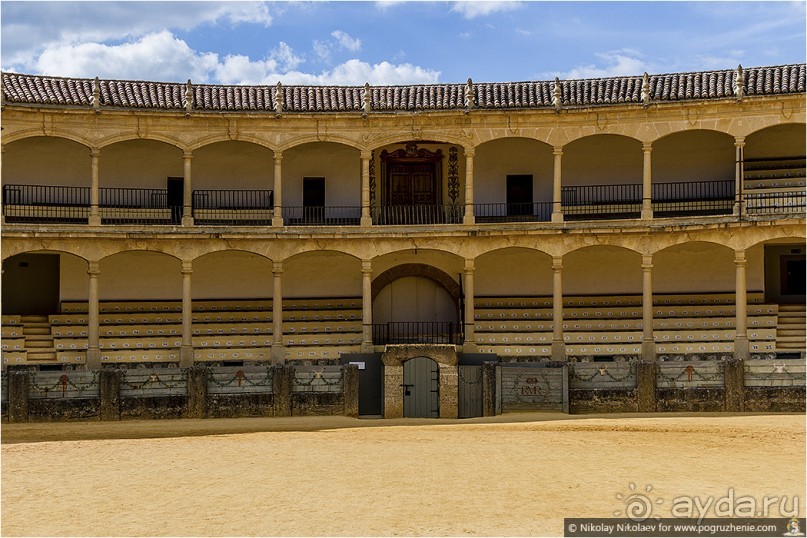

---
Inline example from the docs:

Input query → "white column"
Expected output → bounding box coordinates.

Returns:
[641,143,653,220]
[272,261,285,363]
[735,250,750,360]
[89,148,101,226]
[180,261,194,367]
[182,150,194,226]
[360,151,373,226]
[734,137,745,217]
[272,151,284,227]
[551,147,564,223]
[463,259,476,350]
[86,262,101,369]
[463,147,476,224]
[551,256,565,360]
[641,254,656,360]
[361,260,373,351]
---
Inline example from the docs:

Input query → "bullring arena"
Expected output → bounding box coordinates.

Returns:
[1,64,806,535]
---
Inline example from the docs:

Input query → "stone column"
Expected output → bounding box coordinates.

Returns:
[641,254,656,361]
[182,150,194,226]
[272,364,293,416]
[272,151,284,227]
[636,361,657,412]
[361,260,373,352]
[8,370,30,423]
[185,365,207,418]
[724,359,745,412]
[734,137,745,216]
[272,261,285,364]
[343,364,360,417]
[87,262,101,369]
[438,363,459,419]
[463,258,476,350]
[89,148,101,226]
[463,147,476,224]
[360,150,373,226]
[180,261,194,368]
[482,362,497,416]
[735,250,750,360]
[641,143,653,220]
[99,368,121,421]
[383,365,404,418]
[551,147,564,223]
[551,256,565,360]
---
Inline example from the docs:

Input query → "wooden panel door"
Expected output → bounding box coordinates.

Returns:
[403,357,440,418]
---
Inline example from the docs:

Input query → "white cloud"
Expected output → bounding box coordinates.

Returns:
[331,30,361,52]
[18,30,439,86]
[313,40,332,63]
[451,1,522,19]
[546,50,654,80]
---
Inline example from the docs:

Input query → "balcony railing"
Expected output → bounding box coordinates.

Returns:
[283,206,361,226]
[193,190,274,225]
[372,321,462,345]
[2,184,90,223]
[372,205,463,225]
[474,202,553,223]
[652,179,734,217]
[562,183,642,220]
[99,188,174,224]
[745,191,806,215]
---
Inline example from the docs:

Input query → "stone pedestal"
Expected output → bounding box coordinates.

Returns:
[8,370,30,423]
[637,361,657,412]
[438,364,459,419]
[482,362,497,416]
[343,364,359,417]
[272,365,293,417]
[186,366,208,419]
[383,365,404,418]
[724,359,745,412]
[99,368,121,421]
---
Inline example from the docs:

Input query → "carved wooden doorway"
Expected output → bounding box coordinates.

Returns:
[380,143,443,208]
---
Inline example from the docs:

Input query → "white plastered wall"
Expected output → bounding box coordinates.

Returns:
[282,142,360,207]
[475,248,553,296]
[59,254,90,301]
[97,252,182,300]
[562,134,642,186]
[3,137,90,187]
[654,242,764,294]
[373,277,458,324]
[474,138,553,205]
[192,251,273,299]
[100,140,183,189]
[745,123,806,158]
[652,130,734,183]
[282,251,361,298]
[563,247,643,296]
[192,141,274,190]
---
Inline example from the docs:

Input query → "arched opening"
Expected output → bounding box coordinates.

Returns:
[99,251,182,301]
[403,356,440,418]
[192,250,273,300]
[744,124,806,217]
[2,251,87,315]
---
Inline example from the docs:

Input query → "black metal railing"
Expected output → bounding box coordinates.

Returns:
[2,184,90,223]
[745,191,806,215]
[561,183,642,220]
[474,202,553,223]
[372,205,463,225]
[283,206,361,226]
[652,179,734,217]
[193,189,274,225]
[99,188,173,224]
[372,322,462,345]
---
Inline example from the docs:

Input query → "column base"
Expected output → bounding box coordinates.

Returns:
[271,344,286,365]
[641,339,656,361]
[733,203,741,217]
[551,212,564,223]
[462,342,478,353]
[361,342,374,353]
[181,215,195,227]
[180,345,194,368]
[641,208,653,220]
[463,214,475,225]
[88,215,102,226]
[551,340,566,361]
[360,216,373,227]
[86,347,102,370]
[272,216,284,227]
[734,337,750,361]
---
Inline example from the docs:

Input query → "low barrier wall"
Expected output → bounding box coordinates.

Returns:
[3,364,359,422]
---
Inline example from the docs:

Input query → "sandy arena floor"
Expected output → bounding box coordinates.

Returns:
[2,412,805,537]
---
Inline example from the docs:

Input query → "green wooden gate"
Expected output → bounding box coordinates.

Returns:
[403,357,439,418]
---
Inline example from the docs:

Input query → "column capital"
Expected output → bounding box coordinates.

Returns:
[273,150,283,161]
[273,261,284,274]
[464,147,476,158]
[642,142,653,153]
[553,146,563,156]
[464,258,475,272]
[181,261,193,274]
[734,136,746,147]
[361,260,372,274]
[552,256,563,270]
[360,150,373,160]
[90,148,101,158]
[87,262,101,275]
[734,250,747,265]
[183,149,193,159]
[642,254,653,269]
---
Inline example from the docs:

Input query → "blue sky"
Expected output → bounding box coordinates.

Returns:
[2,1,805,85]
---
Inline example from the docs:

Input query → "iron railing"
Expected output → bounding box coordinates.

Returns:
[99,188,174,224]
[283,206,362,226]
[372,205,463,225]
[193,190,274,225]
[562,183,642,220]
[652,179,734,217]
[2,184,90,223]
[745,191,806,215]
[372,322,462,345]
[474,202,553,223]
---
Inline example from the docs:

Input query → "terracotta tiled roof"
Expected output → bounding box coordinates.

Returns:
[2,64,804,113]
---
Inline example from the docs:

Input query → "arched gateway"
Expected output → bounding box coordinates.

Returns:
[381,345,459,419]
